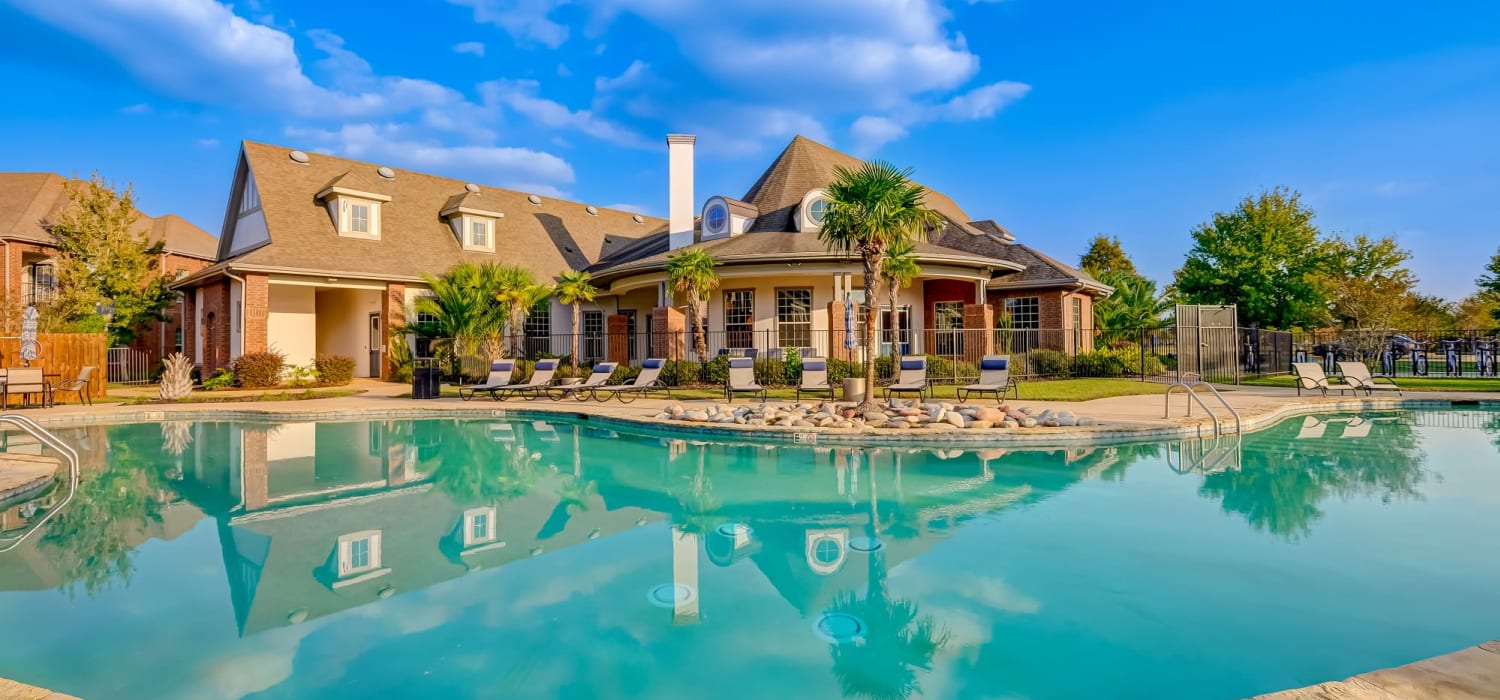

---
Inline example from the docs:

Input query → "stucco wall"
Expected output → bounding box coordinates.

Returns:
[315,288,383,377]
[268,284,316,369]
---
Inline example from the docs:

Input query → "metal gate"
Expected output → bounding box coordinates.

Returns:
[1175,304,1239,384]
[107,347,156,385]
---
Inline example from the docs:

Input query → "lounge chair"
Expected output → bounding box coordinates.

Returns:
[2,368,49,409]
[725,357,765,403]
[1291,362,1353,397]
[546,362,618,400]
[796,357,834,401]
[1337,361,1402,396]
[492,359,560,401]
[883,356,928,402]
[591,358,670,403]
[1340,416,1372,438]
[50,366,96,406]
[958,355,1017,404]
[488,423,515,442]
[532,420,560,442]
[458,360,516,401]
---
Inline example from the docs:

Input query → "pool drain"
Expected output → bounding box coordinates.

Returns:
[716,522,754,538]
[848,537,884,553]
[814,613,867,644]
[647,583,698,608]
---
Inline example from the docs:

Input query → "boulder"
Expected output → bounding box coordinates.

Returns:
[1055,415,1078,427]
[1020,417,1038,428]
[1042,418,1060,428]
[1000,419,1019,429]
[1079,416,1098,426]
[974,407,1005,423]
[775,418,795,427]
[969,420,994,430]
[862,411,888,423]
[685,410,710,422]
[943,412,967,429]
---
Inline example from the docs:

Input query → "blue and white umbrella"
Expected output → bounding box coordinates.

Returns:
[20,305,40,365]
[844,295,857,350]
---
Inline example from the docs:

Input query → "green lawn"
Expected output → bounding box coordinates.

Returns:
[1242,375,1500,393]
[419,378,1167,403]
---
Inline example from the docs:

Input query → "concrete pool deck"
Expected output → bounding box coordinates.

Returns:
[1253,640,1500,699]
[14,380,1500,445]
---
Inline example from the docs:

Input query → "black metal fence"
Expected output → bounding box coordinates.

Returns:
[1291,329,1500,378]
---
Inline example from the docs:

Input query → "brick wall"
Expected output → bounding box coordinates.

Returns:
[200,280,233,376]
[242,272,269,355]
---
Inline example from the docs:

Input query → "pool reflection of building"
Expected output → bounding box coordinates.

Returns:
[158,419,1133,638]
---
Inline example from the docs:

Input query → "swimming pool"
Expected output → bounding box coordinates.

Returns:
[0,409,1497,699]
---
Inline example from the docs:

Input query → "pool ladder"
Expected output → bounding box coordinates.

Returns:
[1164,381,1243,438]
[0,414,81,554]
[1166,433,1242,475]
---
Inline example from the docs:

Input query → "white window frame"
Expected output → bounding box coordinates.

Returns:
[462,507,498,547]
[336,530,384,578]
[462,215,495,252]
[336,197,381,240]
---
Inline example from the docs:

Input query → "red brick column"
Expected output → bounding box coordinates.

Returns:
[606,314,631,365]
[242,272,269,354]
[651,307,686,360]
[202,281,233,376]
[242,428,269,511]
[963,303,994,356]
[382,283,406,379]
[182,289,197,366]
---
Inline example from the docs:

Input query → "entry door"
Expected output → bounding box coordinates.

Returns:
[368,313,382,377]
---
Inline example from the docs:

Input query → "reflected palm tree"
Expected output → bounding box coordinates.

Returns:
[1199,415,1427,539]
[826,451,948,700]
[432,424,541,505]
[670,443,720,535]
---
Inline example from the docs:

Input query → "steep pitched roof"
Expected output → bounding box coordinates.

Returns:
[740,136,977,234]
[930,224,1109,292]
[206,141,667,282]
[0,173,217,260]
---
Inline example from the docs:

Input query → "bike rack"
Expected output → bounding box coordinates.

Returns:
[0,414,81,554]
[1164,381,1243,438]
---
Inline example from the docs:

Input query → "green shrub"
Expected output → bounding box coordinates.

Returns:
[233,350,286,388]
[1072,351,1128,377]
[754,358,788,386]
[285,363,318,387]
[827,358,861,383]
[203,368,235,391]
[609,364,642,385]
[554,364,584,381]
[1029,349,1070,378]
[315,354,356,385]
[783,347,803,386]
[701,356,731,385]
[874,355,894,380]
[659,359,701,386]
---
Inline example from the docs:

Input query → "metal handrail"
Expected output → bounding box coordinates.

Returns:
[0,414,80,554]
[1164,381,1244,437]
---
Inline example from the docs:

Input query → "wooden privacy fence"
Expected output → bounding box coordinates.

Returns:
[0,333,108,400]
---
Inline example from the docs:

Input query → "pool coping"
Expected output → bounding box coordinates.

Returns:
[16,396,1499,447]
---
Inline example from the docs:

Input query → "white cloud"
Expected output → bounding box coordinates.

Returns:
[852,80,1030,153]
[684,105,830,157]
[594,59,651,93]
[850,116,909,155]
[448,0,570,48]
[195,138,221,148]
[286,123,575,185]
[453,40,486,56]
[121,102,153,114]
[481,79,653,149]
[602,202,646,214]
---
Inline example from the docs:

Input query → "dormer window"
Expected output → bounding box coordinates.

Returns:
[795,188,831,232]
[317,184,390,241]
[705,205,727,234]
[469,218,490,249]
[346,201,372,235]
[808,198,830,224]
[441,198,504,253]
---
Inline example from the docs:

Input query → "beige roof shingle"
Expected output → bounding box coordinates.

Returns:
[0,173,217,260]
[218,142,666,282]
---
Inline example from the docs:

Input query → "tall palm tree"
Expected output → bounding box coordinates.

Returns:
[415,262,506,377]
[554,270,598,372]
[1094,270,1173,345]
[880,241,921,348]
[493,265,554,359]
[664,249,721,360]
[819,162,944,410]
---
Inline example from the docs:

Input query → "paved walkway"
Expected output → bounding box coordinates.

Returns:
[0,454,58,503]
[1253,640,1500,699]
[22,380,1499,444]
[0,677,77,700]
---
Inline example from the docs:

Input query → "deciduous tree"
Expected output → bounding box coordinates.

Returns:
[1478,247,1500,323]
[1317,234,1415,330]
[1079,234,1136,278]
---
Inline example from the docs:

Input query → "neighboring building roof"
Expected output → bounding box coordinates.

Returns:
[0,172,218,260]
[191,142,667,285]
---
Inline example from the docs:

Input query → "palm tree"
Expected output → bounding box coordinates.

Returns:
[554,270,598,372]
[493,265,554,359]
[415,262,506,378]
[880,241,921,349]
[1094,270,1173,345]
[664,249,721,360]
[819,162,944,410]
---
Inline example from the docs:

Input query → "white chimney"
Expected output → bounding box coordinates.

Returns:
[667,134,695,250]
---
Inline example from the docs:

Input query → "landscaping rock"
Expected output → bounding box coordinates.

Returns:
[943,412,967,429]
[974,407,1005,423]
[969,420,994,430]
[1079,416,1098,426]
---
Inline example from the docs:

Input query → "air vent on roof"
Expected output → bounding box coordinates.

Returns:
[632,215,644,224]
[527,194,542,205]
[465,183,480,193]
[376,166,395,179]
[288,150,310,164]
[585,206,598,216]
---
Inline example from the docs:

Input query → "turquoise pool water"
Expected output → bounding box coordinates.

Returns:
[1,409,1498,699]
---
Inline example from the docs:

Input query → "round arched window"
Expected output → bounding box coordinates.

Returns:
[808,198,830,224]
[706,205,727,233]
[812,537,841,566]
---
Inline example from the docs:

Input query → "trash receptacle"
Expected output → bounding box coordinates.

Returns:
[412,360,440,399]
[842,377,866,403]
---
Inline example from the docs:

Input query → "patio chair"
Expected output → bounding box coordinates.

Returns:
[591,358,670,403]
[725,357,766,403]
[883,356,928,402]
[492,359,560,401]
[1340,416,1373,438]
[532,420,560,442]
[2,368,49,409]
[795,357,834,401]
[1291,362,1353,397]
[458,360,516,401]
[546,362,618,400]
[50,366,96,406]
[1336,361,1402,396]
[1295,415,1327,439]
[957,355,1016,404]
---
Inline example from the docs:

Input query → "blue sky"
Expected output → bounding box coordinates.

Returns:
[1,0,1496,300]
